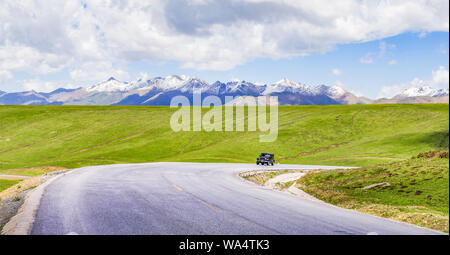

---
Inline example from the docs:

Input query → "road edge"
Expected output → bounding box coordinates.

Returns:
[1,172,68,235]
[237,169,325,204]
[237,168,447,235]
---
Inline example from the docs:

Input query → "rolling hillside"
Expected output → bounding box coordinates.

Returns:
[0,104,448,171]
[0,104,449,169]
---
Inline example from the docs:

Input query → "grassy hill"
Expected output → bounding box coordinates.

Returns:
[0,104,448,171]
[298,152,449,232]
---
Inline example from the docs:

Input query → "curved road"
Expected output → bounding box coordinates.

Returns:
[31,163,442,235]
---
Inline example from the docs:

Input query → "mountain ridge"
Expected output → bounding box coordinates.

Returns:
[0,75,448,105]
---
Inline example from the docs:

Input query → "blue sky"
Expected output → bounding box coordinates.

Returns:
[0,1,448,99]
[123,32,449,98]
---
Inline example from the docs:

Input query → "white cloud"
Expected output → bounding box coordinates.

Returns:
[335,80,344,87]
[418,31,428,38]
[361,41,396,64]
[360,53,374,64]
[0,0,448,75]
[388,59,397,65]
[438,43,449,54]
[334,80,364,97]
[378,84,407,99]
[69,62,130,82]
[0,70,13,83]
[431,66,450,88]
[349,89,364,97]
[378,66,449,98]
[332,68,342,75]
[22,79,78,93]
[378,41,396,57]
[137,72,150,81]
[0,44,69,74]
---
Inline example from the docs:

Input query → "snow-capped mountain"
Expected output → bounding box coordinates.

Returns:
[122,76,369,105]
[0,75,371,105]
[396,86,449,98]
[262,78,314,95]
[374,85,449,104]
[2,75,446,106]
[0,90,61,105]
[85,77,130,92]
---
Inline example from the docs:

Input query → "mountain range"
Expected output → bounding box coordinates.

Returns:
[0,75,448,105]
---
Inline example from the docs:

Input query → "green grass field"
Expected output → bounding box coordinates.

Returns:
[0,179,21,192]
[298,153,449,232]
[0,104,448,171]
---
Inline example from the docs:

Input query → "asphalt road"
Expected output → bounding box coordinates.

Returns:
[31,162,442,235]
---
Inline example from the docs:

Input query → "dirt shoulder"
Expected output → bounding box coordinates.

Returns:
[0,189,30,232]
[240,169,321,202]
[240,169,307,186]
[0,169,71,235]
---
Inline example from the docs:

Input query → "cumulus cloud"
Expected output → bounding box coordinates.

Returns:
[22,79,79,92]
[0,70,13,83]
[418,31,428,38]
[360,41,396,64]
[69,61,130,82]
[0,44,69,74]
[388,59,397,65]
[378,41,396,58]
[438,43,449,54]
[0,0,448,92]
[431,66,450,87]
[360,53,374,64]
[332,68,342,75]
[136,72,150,81]
[378,66,449,98]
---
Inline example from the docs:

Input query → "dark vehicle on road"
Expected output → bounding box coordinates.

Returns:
[256,153,275,165]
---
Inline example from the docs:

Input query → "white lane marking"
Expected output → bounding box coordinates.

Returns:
[66,232,79,235]
[367,232,378,235]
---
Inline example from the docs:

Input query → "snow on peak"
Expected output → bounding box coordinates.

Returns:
[226,80,248,92]
[81,75,355,100]
[178,77,210,92]
[275,78,300,87]
[263,79,311,95]
[86,77,128,92]
[154,75,191,90]
[84,75,211,93]
[325,85,346,97]
[125,78,152,91]
[399,86,449,97]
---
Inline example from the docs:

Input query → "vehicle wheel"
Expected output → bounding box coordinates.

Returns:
[256,162,259,165]
[271,162,274,166]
